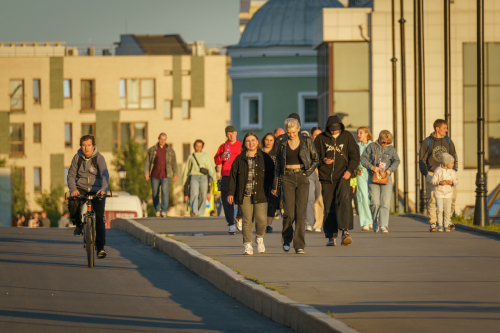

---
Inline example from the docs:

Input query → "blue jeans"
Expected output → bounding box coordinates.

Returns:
[190,175,208,216]
[151,177,170,213]
[368,178,393,227]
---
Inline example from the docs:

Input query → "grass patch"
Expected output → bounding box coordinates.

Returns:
[212,258,218,261]
[452,216,500,232]
[326,311,335,318]
[176,239,185,243]
[234,269,242,275]
[243,275,285,295]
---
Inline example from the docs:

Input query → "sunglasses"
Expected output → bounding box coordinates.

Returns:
[380,141,388,145]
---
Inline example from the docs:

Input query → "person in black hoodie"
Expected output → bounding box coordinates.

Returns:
[272,113,319,254]
[314,115,360,246]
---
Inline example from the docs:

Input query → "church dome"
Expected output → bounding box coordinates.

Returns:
[236,0,344,48]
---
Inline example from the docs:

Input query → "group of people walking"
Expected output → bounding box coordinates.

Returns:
[144,116,459,256]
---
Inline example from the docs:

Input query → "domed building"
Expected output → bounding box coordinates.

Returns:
[228,0,344,137]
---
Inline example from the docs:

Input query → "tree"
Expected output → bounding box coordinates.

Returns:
[35,185,64,227]
[11,167,28,218]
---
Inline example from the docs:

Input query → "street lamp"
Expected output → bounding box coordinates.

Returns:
[118,165,127,191]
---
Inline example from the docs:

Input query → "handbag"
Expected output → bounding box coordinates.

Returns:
[371,144,389,185]
[193,154,209,175]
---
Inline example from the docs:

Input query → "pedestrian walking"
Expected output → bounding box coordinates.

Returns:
[39,211,51,228]
[272,114,319,254]
[361,130,401,233]
[314,115,360,246]
[262,133,278,232]
[431,153,458,232]
[356,127,373,231]
[311,127,324,232]
[419,119,458,232]
[301,130,322,232]
[228,132,275,255]
[144,133,178,217]
[214,126,242,234]
[182,140,217,217]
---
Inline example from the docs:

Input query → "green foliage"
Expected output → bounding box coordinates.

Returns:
[35,185,64,227]
[452,215,500,232]
[0,157,6,167]
[326,311,335,318]
[11,167,29,218]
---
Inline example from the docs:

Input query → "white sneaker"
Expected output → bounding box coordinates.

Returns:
[228,225,235,235]
[305,224,312,231]
[236,218,242,232]
[314,228,322,232]
[161,212,167,218]
[362,225,370,231]
[243,243,253,255]
[255,236,265,253]
[381,226,389,234]
[155,211,161,217]
[369,224,373,230]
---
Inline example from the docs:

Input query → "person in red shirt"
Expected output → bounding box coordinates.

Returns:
[214,126,242,234]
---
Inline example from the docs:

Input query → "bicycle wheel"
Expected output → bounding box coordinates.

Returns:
[85,216,94,268]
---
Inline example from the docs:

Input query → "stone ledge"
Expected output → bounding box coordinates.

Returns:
[110,218,359,333]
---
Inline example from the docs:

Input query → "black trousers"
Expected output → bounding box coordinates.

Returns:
[282,171,309,249]
[219,176,241,225]
[322,178,353,239]
[68,188,106,248]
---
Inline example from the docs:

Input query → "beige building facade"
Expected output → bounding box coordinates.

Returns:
[0,45,230,212]
[313,0,500,214]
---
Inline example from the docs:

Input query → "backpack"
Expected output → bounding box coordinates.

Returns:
[77,155,100,174]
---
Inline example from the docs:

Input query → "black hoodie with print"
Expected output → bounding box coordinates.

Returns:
[314,115,360,183]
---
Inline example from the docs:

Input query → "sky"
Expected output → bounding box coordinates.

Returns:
[0,0,241,46]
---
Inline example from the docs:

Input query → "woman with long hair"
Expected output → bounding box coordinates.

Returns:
[261,133,278,232]
[272,114,319,254]
[228,133,275,255]
[356,127,373,230]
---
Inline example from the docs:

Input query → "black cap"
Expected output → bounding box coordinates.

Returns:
[287,113,301,125]
[328,123,341,132]
[225,126,236,133]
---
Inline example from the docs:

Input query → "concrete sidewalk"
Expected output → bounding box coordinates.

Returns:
[137,215,500,333]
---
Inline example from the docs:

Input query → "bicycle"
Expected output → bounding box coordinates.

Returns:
[66,192,114,268]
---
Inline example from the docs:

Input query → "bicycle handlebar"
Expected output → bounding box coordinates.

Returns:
[65,191,117,201]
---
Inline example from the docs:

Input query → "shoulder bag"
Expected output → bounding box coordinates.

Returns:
[193,154,209,175]
[371,144,389,185]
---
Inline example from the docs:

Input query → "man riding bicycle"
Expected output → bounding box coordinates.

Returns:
[67,135,110,258]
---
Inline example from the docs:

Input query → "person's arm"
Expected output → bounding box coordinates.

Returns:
[314,136,325,166]
[264,154,275,189]
[388,148,401,173]
[452,170,458,187]
[67,155,79,194]
[205,153,217,181]
[182,157,192,186]
[431,168,441,186]
[304,137,319,177]
[227,157,239,197]
[97,154,109,194]
[449,139,458,171]
[144,148,151,176]
[171,149,178,180]
[214,144,224,166]
[272,144,282,191]
[347,135,360,175]
[418,139,429,175]
[360,144,373,170]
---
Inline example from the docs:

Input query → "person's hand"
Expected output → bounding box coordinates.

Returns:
[184,196,188,202]
[96,190,106,197]
[323,158,334,165]
[145,173,150,181]
[70,190,80,197]
[352,187,356,194]
[271,190,278,197]
[207,193,211,201]
[223,151,230,160]
[371,166,380,174]
[227,196,234,205]
[343,171,351,180]
[216,172,222,180]
[173,176,178,182]
[357,169,362,176]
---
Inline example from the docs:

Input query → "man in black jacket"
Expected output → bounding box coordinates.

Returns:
[314,115,360,246]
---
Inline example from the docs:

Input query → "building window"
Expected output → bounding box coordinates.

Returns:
[164,100,173,119]
[81,80,95,110]
[463,42,500,169]
[183,143,191,162]
[64,167,69,186]
[81,123,95,136]
[65,123,72,148]
[33,79,41,104]
[119,79,155,109]
[182,100,190,119]
[10,80,24,111]
[64,79,72,98]
[10,123,24,155]
[112,122,148,150]
[33,123,41,143]
[34,167,42,193]
[298,92,319,128]
[240,93,262,130]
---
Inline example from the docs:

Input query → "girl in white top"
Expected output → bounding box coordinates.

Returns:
[431,153,458,232]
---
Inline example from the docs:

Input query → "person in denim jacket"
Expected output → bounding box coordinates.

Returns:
[361,130,400,233]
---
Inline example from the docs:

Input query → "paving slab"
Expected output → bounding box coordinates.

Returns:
[137,215,500,333]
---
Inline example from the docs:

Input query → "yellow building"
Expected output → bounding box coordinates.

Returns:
[0,41,230,215]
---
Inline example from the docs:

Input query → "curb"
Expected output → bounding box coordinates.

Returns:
[111,218,359,333]
[404,213,500,238]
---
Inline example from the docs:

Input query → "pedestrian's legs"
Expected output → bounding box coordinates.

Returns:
[189,175,200,215]
[292,173,309,249]
[305,176,315,227]
[356,176,372,227]
[335,178,354,230]
[92,196,106,248]
[160,178,170,213]
[240,196,254,244]
[435,197,444,227]
[378,181,393,227]
[281,172,296,245]
[312,182,324,230]
[426,174,437,225]
[451,185,457,216]
[219,176,234,225]
[151,178,161,213]
[197,175,209,216]
[443,198,452,228]
[368,183,382,224]
[254,201,267,238]
[322,182,337,238]
[68,198,83,226]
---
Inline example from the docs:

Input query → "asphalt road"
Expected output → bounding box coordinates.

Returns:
[139,215,500,333]
[0,227,293,333]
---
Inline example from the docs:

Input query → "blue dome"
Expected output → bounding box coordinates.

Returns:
[236,0,344,48]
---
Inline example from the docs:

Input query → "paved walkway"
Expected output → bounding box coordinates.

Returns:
[0,228,293,332]
[138,216,500,333]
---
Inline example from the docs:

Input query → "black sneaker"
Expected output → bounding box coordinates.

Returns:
[266,225,273,233]
[74,225,83,236]
[97,248,107,259]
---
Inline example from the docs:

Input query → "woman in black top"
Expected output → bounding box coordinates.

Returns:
[228,132,275,255]
[262,133,279,233]
[272,116,319,254]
